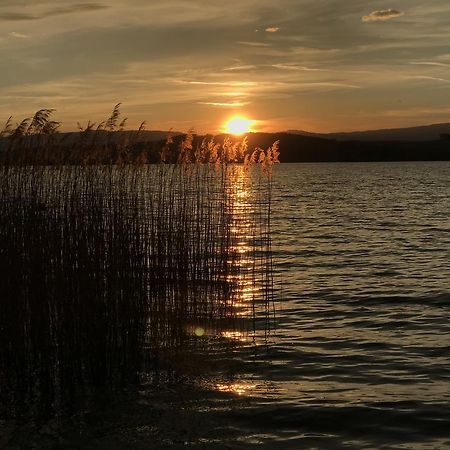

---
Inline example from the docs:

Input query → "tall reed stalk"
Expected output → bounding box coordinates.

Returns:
[0,107,278,420]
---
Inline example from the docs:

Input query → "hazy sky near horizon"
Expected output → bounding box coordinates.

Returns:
[1,0,450,133]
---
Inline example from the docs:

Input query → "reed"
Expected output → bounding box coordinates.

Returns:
[0,106,278,420]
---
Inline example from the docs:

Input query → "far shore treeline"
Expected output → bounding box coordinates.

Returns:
[1,106,449,165]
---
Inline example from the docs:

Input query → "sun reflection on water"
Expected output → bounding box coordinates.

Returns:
[186,165,274,395]
[221,330,248,341]
[216,381,257,396]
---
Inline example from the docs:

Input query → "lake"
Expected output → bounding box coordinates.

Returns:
[227,162,450,449]
[1,161,449,449]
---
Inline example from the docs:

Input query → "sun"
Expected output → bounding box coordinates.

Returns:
[223,116,254,135]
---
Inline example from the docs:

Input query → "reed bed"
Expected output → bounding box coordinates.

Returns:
[0,107,278,420]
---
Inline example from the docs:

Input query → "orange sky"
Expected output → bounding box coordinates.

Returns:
[1,1,450,133]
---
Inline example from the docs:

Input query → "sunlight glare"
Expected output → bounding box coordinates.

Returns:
[224,116,254,135]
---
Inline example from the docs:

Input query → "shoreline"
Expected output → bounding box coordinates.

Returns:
[1,380,258,450]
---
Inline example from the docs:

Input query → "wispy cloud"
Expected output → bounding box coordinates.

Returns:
[0,12,36,21]
[409,61,450,68]
[382,106,450,120]
[1,0,450,132]
[198,101,249,107]
[272,63,323,72]
[176,80,257,87]
[9,31,29,39]
[222,65,257,71]
[407,75,450,83]
[292,82,361,90]
[362,9,404,23]
[237,41,272,47]
[0,3,108,21]
[216,92,248,97]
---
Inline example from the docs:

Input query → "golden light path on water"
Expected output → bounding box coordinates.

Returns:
[216,381,257,396]
[226,166,258,321]
[187,164,272,398]
[214,166,267,396]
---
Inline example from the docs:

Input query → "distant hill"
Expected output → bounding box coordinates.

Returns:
[287,123,450,142]
[199,132,450,163]
[59,130,182,144]
[243,132,450,162]
[1,128,449,164]
[0,130,181,151]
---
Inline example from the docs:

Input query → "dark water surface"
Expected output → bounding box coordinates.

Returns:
[229,162,450,449]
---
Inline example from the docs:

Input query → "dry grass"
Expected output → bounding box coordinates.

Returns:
[0,106,278,420]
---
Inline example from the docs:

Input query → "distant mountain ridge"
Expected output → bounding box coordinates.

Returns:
[47,130,182,146]
[1,125,449,164]
[216,132,450,163]
[287,123,450,142]
[0,130,181,152]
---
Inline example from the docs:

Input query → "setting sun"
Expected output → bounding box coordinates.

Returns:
[223,116,254,135]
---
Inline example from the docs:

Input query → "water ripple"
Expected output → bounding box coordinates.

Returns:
[236,162,450,449]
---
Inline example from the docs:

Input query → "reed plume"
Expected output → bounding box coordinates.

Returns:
[0,106,278,420]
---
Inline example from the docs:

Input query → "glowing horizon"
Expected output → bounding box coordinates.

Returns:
[223,116,255,135]
[1,1,450,133]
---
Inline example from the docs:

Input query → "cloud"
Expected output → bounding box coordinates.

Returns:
[292,82,361,90]
[362,9,404,23]
[382,106,450,120]
[0,12,35,21]
[0,3,108,21]
[409,61,450,68]
[9,31,30,39]
[176,80,256,87]
[223,65,256,71]
[1,0,449,133]
[198,101,249,107]
[48,3,108,15]
[237,41,271,47]
[407,75,450,83]
[272,63,323,72]
[265,27,279,33]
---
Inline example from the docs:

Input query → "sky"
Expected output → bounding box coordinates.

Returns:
[1,0,450,133]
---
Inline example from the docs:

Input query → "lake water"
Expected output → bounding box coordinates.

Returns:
[2,162,449,448]
[228,162,450,449]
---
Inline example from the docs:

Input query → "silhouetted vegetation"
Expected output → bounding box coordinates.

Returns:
[1,107,448,164]
[0,106,279,421]
[241,132,450,163]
